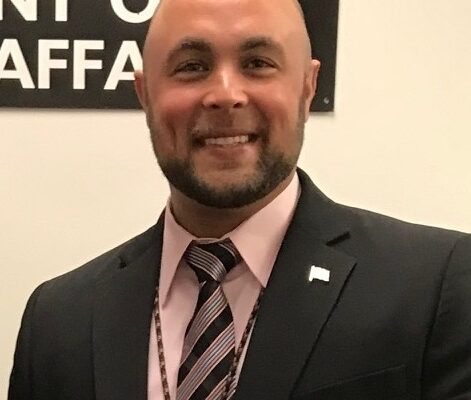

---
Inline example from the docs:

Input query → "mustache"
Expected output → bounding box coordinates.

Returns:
[189,111,268,138]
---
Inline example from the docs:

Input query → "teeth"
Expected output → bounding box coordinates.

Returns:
[204,135,250,146]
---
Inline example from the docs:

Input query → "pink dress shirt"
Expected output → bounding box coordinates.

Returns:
[148,173,301,399]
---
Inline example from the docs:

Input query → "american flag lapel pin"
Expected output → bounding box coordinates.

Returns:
[309,265,331,283]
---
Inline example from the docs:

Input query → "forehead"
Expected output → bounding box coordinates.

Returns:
[147,0,303,53]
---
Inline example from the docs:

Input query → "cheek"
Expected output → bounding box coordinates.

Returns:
[252,85,301,145]
[153,89,198,131]
[149,88,201,154]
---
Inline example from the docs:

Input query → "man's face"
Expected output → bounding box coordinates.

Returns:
[135,0,319,208]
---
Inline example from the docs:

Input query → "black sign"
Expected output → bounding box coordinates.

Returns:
[0,0,339,111]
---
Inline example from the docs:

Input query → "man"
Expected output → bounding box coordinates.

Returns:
[9,0,471,399]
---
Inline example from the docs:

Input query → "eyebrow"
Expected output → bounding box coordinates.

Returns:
[239,36,284,55]
[165,37,212,66]
[165,36,284,66]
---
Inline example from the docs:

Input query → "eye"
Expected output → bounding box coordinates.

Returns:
[174,61,209,74]
[245,58,275,70]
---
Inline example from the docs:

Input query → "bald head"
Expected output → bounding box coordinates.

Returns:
[154,0,306,21]
[144,0,312,69]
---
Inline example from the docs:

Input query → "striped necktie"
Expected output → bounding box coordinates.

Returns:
[177,240,241,400]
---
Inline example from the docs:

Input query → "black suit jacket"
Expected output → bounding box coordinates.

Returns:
[9,170,471,400]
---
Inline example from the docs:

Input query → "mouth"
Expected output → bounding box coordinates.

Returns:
[194,134,259,147]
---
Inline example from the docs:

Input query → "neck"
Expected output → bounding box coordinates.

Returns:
[169,172,295,238]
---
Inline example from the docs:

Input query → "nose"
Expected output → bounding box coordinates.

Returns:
[202,67,249,110]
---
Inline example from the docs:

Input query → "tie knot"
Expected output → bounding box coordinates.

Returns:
[184,239,241,283]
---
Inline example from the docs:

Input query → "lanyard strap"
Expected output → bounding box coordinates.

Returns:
[153,288,264,400]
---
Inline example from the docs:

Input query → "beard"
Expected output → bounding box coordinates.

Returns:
[148,104,305,209]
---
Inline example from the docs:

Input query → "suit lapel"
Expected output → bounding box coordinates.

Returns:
[235,170,357,400]
[93,219,164,400]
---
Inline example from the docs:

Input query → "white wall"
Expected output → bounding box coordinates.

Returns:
[1,0,470,396]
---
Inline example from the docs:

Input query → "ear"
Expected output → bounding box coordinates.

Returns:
[134,70,148,112]
[303,59,321,121]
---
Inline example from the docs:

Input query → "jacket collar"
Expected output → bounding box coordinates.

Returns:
[234,168,356,400]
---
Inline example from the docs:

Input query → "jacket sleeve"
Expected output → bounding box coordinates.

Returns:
[8,283,45,400]
[422,234,471,400]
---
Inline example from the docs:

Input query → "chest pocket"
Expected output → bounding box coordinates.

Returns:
[292,364,406,400]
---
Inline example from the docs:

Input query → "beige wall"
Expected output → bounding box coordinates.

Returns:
[1,0,470,396]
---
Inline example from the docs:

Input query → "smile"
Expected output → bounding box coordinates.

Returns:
[204,135,250,146]
[196,134,258,147]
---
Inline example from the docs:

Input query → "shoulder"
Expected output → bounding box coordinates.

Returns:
[334,202,469,269]
[296,169,468,255]
[33,223,160,301]
[344,204,466,247]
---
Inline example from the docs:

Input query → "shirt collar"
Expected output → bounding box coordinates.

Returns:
[159,173,300,304]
